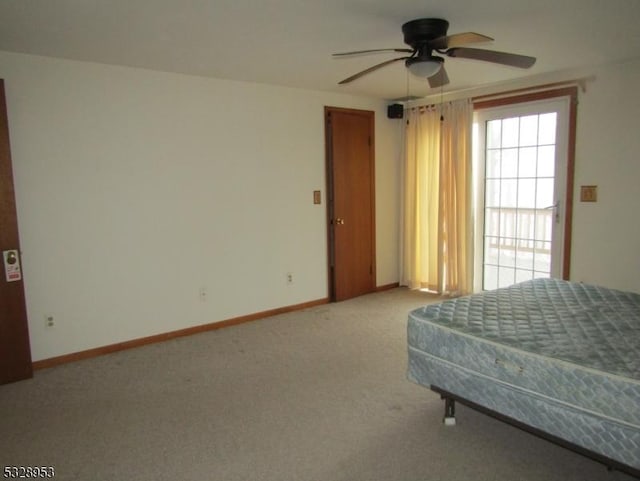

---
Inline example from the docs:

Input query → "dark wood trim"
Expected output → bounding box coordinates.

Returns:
[473,80,586,103]
[324,107,336,301]
[563,91,578,280]
[369,113,377,292]
[376,282,400,292]
[474,86,579,281]
[431,386,640,479]
[33,297,329,370]
[473,86,578,111]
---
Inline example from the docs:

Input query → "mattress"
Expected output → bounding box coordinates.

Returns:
[407,278,640,471]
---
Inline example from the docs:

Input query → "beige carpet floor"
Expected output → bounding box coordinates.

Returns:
[0,288,634,480]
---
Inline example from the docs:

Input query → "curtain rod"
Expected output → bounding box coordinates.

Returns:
[472,77,592,103]
[408,76,593,111]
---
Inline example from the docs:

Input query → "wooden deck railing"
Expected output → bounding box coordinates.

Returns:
[485,207,552,254]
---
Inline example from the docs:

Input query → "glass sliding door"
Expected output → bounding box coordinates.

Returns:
[474,97,570,291]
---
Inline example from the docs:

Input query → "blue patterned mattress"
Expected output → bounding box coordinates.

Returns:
[407,278,640,471]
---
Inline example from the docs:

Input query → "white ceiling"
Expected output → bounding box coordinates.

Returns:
[1,0,640,100]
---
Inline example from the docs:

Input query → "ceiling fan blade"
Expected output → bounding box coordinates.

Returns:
[428,66,450,88]
[332,48,413,57]
[338,57,409,84]
[446,47,536,68]
[428,32,493,50]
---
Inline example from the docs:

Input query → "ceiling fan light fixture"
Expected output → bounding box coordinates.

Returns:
[406,56,444,78]
[334,18,536,87]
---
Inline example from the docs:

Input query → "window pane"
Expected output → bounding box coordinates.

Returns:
[499,244,516,267]
[501,179,517,208]
[484,236,500,265]
[498,267,515,288]
[501,148,518,178]
[515,268,534,284]
[518,147,537,178]
[536,178,554,208]
[502,117,520,148]
[485,208,500,238]
[486,149,501,178]
[536,211,553,242]
[499,210,516,251]
[534,241,552,273]
[485,179,501,207]
[518,178,536,209]
[537,146,555,177]
[533,270,550,280]
[538,113,557,145]
[519,115,538,146]
[515,249,535,270]
[516,210,536,240]
[484,265,498,291]
[487,120,502,149]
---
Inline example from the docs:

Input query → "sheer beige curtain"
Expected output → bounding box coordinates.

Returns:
[401,99,473,295]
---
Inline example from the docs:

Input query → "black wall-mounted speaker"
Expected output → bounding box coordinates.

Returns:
[387,103,404,119]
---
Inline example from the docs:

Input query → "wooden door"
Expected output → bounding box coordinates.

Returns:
[0,79,33,384]
[325,107,376,301]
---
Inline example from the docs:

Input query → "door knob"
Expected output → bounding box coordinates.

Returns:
[543,201,560,223]
[335,218,345,225]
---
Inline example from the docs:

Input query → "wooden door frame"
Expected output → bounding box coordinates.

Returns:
[324,106,376,301]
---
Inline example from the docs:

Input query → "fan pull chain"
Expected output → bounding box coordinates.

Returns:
[439,83,443,121]
[406,68,411,125]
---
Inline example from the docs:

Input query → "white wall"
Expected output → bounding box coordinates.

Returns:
[0,51,402,361]
[570,58,640,292]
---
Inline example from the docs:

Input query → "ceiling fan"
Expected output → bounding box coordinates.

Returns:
[333,18,536,88]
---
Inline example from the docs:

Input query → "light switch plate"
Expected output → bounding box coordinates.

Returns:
[580,185,597,202]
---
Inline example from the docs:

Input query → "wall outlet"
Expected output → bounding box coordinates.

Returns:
[286,272,293,285]
[45,315,55,328]
[199,287,207,302]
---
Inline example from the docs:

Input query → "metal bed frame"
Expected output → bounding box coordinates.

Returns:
[431,385,640,479]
